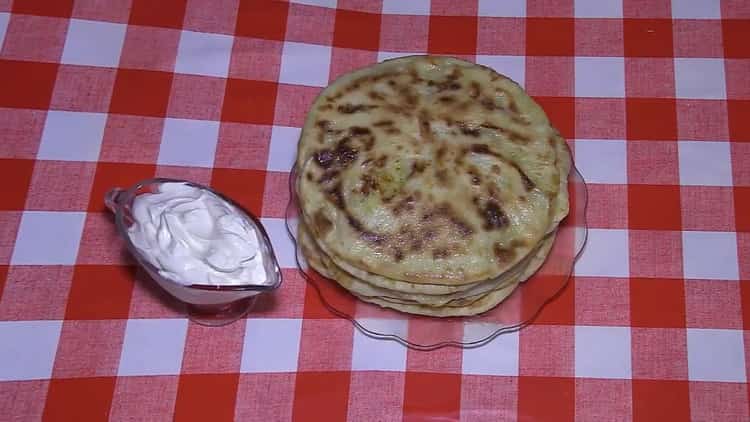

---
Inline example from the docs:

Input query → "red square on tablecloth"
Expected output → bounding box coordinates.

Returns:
[209,168,265,215]
[629,230,684,279]
[43,377,117,421]
[76,213,132,265]
[100,114,163,164]
[403,372,461,422]
[673,20,723,58]
[380,15,429,53]
[526,18,574,56]
[52,320,127,378]
[174,374,239,422]
[624,19,673,57]
[722,0,750,18]
[302,271,356,319]
[0,265,6,300]
[273,84,320,127]
[183,0,238,35]
[676,99,729,141]
[0,380,49,421]
[12,0,73,17]
[525,56,573,97]
[119,26,181,73]
[680,186,735,232]
[728,100,750,142]
[25,161,96,211]
[519,325,574,376]
[575,379,633,422]
[297,319,353,371]
[51,65,116,113]
[235,373,295,421]
[535,96,574,139]
[626,98,677,140]
[155,165,212,186]
[235,0,289,41]
[532,278,574,325]
[625,58,675,98]
[167,74,226,121]
[109,69,174,118]
[631,328,688,379]
[0,109,46,159]
[623,0,671,18]
[333,10,381,51]
[221,79,277,125]
[252,269,306,318]
[575,18,624,57]
[632,380,691,421]
[129,0,187,29]
[292,372,351,422]
[0,159,34,211]
[0,15,68,63]
[735,187,750,231]
[733,144,750,186]
[518,376,574,421]
[741,233,750,281]
[349,372,405,421]
[690,382,750,422]
[575,277,630,326]
[110,376,179,422]
[88,162,156,212]
[65,265,135,320]
[628,184,682,230]
[261,171,291,218]
[127,268,185,318]
[430,0,476,15]
[0,212,22,265]
[585,184,628,229]
[743,281,750,329]
[428,16,477,55]
[0,265,73,320]
[685,280,743,329]
[726,60,750,100]
[630,277,686,328]
[0,60,58,110]
[723,20,750,59]
[329,48,378,82]
[285,3,335,46]
[181,321,245,374]
[476,18,525,56]
[627,141,679,185]
[338,0,381,13]
[213,122,270,171]
[229,37,282,82]
[459,376,517,421]
[72,0,132,23]
[575,98,626,139]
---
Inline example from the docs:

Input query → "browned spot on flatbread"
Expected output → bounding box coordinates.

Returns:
[368,91,385,101]
[313,210,333,236]
[469,81,480,99]
[481,200,510,230]
[469,143,535,191]
[438,96,456,104]
[373,120,393,127]
[338,103,378,114]
[493,243,516,262]
[392,195,415,216]
[432,248,450,259]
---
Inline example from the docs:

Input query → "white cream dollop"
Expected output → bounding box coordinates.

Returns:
[127,182,268,286]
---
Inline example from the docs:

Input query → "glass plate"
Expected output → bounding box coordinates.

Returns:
[285,164,588,350]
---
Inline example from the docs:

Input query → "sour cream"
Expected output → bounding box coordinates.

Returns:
[127,182,268,286]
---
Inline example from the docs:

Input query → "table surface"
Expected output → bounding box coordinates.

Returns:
[0,0,749,421]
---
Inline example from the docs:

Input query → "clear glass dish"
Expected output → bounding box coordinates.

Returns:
[285,165,588,350]
[106,178,283,326]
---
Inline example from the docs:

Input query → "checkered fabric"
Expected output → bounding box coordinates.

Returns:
[0,0,748,420]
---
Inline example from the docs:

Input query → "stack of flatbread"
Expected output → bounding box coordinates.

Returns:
[294,56,571,317]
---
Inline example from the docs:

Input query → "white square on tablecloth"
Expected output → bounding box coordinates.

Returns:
[462,326,519,376]
[674,58,726,100]
[260,217,296,269]
[241,318,302,373]
[267,126,301,172]
[290,0,337,8]
[476,55,526,87]
[157,118,220,168]
[118,319,188,376]
[0,321,61,381]
[574,229,630,277]
[678,141,733,186]
[682,231,739,281]
[574,0,623,18]
[574,139,627,184]
[175,30,233,78]
[61,19,126,68]
[351,318,408,371]
[0,13,10,51]
[575,57,625,98]
[11,211,85,265]
[687,328,746,382]
[382,0,430,15]
[575,326,632,379]
[279,41,331,88]
[37,111,106,162]
[671,0,721,19]
[478,0,526,17]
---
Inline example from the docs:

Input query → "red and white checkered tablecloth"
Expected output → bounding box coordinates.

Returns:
[0,0,748,420]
